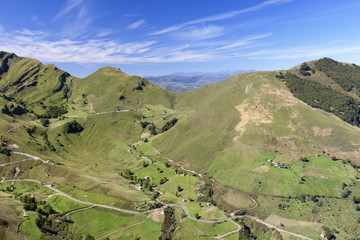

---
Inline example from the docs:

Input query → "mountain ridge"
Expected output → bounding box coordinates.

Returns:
[0,51,360,239]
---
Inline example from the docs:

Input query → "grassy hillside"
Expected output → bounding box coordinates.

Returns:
[0,51,73,117]
[69,66,175,113]
[1,52,360,239]
[153,71,360,172]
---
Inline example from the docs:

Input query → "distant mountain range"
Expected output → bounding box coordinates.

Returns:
[145,70,255,92]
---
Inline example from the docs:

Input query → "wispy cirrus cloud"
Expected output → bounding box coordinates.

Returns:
[128,19,146,30]
[52,0,84,21]
[151,0,294,35]
[0,28,272,64]
[173,25,225,41]
[240,44,360,60]
[96,29,113,37]
[218,33,272,50]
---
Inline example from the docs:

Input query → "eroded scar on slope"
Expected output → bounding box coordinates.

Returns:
[233,84,298,141]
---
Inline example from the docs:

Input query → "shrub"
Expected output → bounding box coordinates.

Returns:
[64,120,84,133]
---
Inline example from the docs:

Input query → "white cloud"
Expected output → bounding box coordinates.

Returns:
[128,19,145,30]
[96,29,113,37]
[0,28,276,65]
[218,33,272,50]
[59,4,93,38]
[246,44,360,60]
[15,29,49,37]
[52,0,84,21]
[151,0,294,35]
[173,25,225,41]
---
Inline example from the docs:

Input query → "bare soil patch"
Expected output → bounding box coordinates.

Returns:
[252,165,269,173]
[7,144,19,149]
[140,133,151,139]
[220,188,254,209]
[312,126,333,137]
[265,214,322,228]
[148,209,163,222]
[14,167,20,178]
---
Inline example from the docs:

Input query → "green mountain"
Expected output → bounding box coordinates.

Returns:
[0,51,72,115]
[0,52,359,239]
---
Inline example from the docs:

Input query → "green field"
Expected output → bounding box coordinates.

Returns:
[1,54,360,239]
[47,194,89,213]
[18,210,42,240]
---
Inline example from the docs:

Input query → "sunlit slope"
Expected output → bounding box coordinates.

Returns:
[152,71,360,183]
[69,66,176,113]
[0,51,73,112]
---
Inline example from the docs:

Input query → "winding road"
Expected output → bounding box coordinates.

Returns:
[0,178,313,239]
[0,111,313,239]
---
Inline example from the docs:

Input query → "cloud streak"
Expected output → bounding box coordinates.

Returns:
[52,0,83,21]
[0,29,271,64]
[173,25,225,41]
[151,0,294,35]
[128,19,145,30]
[242,44,360,60]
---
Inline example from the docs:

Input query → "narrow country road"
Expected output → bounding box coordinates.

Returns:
[0,120,34,137]
[0,178,313,240]
[214,220,241,239]
[152,145,258,211]
[11,151,48,164]
[0,158,33,167]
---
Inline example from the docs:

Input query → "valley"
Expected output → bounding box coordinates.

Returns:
[0,52,360,239]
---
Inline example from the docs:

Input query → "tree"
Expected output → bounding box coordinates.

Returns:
[64,120,84,133]
[1,105,12,116]
[195,213,201,219]
[341,189,351,198]
[149,124,157,135]
[161,118,178,132]
[159,177,168,184]
[177,185,183,192]
[323,226,335,240]
[40,118,50,127]
[140,121,149,129]
[82,234,95,240]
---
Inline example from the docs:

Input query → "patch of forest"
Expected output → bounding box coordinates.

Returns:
[283,72,360,126]
[314,58,360,95]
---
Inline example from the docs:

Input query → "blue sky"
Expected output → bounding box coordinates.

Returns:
[1,0,360,77]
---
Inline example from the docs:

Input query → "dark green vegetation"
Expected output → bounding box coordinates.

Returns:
[160,206,176,240]
[284,72,360,126]
[0,52,360,239]
[238,218,284,240]
[314,58,360,94]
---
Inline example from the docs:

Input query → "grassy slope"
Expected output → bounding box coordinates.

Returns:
[69,66,175,113]
[1,53,360,239]
[153,71,360,176]
[0,52,73,114]
[0,192,24,240]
